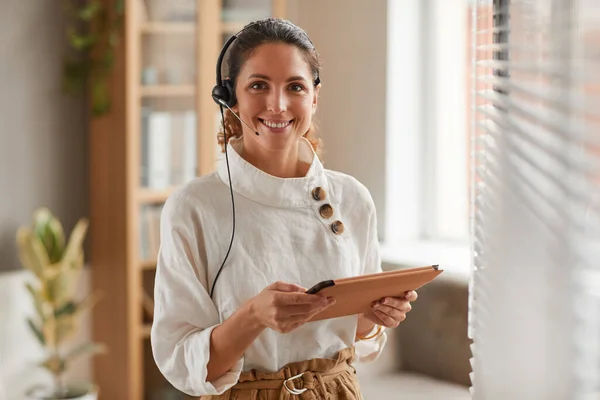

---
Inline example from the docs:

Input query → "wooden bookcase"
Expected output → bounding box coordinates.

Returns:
[89,1,286,399]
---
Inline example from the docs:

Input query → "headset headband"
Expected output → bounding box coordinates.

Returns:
[215,20,320,90]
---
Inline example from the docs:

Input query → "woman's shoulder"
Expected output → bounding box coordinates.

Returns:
[162,172,225,216]
[323,169,375,211]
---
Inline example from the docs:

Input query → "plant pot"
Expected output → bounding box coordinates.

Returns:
[26,384,98,400]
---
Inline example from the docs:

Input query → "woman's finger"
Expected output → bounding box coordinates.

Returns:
[275,304,330,330]
[377,297,402,308]
[270,281,307,293]
[373,302,409,320]
[404,290,418,302]
[373,308,400,328]
[376,298,412,314]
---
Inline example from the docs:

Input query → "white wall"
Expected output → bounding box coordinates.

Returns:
[0,0,88,274]
[287,0,388,239]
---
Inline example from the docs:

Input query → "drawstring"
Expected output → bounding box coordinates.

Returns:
[314,373,333,400]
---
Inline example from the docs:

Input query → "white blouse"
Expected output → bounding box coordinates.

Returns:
[151,137,387,396]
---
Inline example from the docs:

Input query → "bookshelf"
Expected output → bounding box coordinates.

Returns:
[139,85,196,98]
[90,1,286,399]
[140,22,196,34]
[137,186,175,204]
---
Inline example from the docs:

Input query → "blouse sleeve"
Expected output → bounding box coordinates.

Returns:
[354,191,388,363]
[151,193,243,396]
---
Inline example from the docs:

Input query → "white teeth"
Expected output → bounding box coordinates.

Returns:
[262,120,291,129]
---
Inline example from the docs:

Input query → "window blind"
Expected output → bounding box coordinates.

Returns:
[470,0,600,398]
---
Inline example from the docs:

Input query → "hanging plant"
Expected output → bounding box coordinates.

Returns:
[62,0,124,116]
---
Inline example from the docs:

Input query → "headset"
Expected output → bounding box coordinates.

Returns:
[208,20,320,298]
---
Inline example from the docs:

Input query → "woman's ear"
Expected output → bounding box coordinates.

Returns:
[312,84,320,114]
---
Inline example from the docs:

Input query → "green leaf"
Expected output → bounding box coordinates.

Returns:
[48,218,66,263]
[62,58,87,93]
[32,208,65,264]
[67,28,98,51]
[47,265,80,309]
[55,301,77,318]
[32,207,52,224]
[27,318,45,346]
[55,314,76,345]
[62,218,88,268]
[26,283,46,322]
[78,1,102,21]
[40,355,65,376]
[52,294,99,325]
[33,213,56,263]
[16,228,50,279]
[114,0,124,15]
[92,79,110,115]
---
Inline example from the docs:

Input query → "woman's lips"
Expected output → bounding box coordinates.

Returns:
[258,118,293,132]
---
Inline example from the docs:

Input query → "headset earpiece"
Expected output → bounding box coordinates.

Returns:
[211,79,236,108]
[211,84,230,107]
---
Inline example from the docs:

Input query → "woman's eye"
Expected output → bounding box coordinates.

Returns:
[250,82,267,90]
[290,84,305,92]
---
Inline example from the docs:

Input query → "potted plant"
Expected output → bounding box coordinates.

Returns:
[16,208,105,400]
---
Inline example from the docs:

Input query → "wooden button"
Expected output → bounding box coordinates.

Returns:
[312,187,326,201]
[331,220,344,235]
[319,204,334,219]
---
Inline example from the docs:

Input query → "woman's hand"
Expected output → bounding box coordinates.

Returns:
[361,290,418,329]
[247,281,336,334]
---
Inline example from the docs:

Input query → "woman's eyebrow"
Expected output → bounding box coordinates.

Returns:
[248,73,308,83]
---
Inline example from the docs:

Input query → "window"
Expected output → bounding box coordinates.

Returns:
[384,0,477,272]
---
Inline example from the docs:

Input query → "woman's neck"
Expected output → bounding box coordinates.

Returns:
[240,141,309,178]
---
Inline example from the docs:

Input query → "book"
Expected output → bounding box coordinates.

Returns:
[147,112,171,189]
[140,106,152,187]
[182,111,197,183]
[169,112,186,186]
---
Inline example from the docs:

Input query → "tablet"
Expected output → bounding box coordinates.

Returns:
[306,265,442,322]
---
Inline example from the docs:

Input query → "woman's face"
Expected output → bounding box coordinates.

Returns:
[234,42,319,153]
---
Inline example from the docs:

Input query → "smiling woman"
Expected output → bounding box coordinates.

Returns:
[232,42,319,177]
[216,20,323,166]
[150,18,417,400]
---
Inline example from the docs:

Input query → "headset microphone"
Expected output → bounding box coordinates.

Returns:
[216,99,260,136]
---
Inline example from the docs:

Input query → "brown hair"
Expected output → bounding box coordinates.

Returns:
[216,18,322,156]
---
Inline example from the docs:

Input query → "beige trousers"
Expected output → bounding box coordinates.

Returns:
[200,346,362,400]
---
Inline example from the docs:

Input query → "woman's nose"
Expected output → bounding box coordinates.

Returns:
[266,89,288,114]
